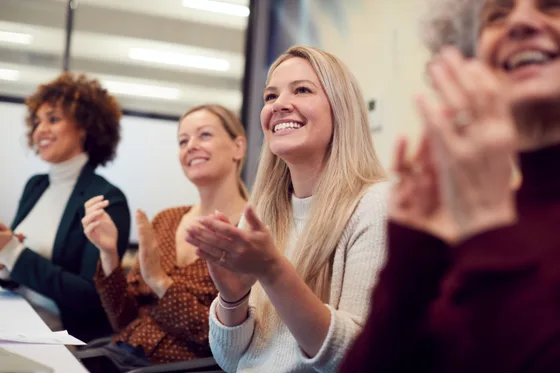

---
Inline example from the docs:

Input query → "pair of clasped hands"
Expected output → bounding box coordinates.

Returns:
[82,196,281,303]
[390,47,519,244]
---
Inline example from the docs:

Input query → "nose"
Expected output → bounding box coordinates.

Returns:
[33,120,47,138]
[506,4,544,41]
[272,93,294,113]
[186,137,200,153]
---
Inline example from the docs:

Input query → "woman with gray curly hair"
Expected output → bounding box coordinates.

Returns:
[340,0,560,372]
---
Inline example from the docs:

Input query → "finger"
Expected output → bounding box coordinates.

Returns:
[81,209,105,226]
[187,232,224,259]
[414,133,431,164]
[428,52,470,115]
[136,209,150,226]
[195,247,221,264]
[85,200,109,215]
[392,135,409,174]
[212,210,231,224]
[440,48,485,116]
[244,205,266,232]
[416,95,456,148]
[196,217,244,241]
[84,221,101,236]
[465,62,502,118]
[84,195,104,209]
[187,225,232,253]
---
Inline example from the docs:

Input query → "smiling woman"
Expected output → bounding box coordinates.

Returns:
[76,103,248,372]
[0,72,131,342]
[185,45,389,373]
[340,0,560,372]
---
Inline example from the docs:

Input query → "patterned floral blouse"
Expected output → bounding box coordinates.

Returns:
[94,206,218,364]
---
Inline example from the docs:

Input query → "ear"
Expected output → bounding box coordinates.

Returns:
[78,127,87,148]
[232,136,246,161]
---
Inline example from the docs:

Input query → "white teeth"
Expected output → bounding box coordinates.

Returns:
[189,159,207,166]
[273,122,303,133]
[506,50,552,70]
[39,139,52,147]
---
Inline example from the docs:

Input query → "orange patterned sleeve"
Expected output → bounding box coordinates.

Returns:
[151,260,218,345]
[94,262,140,332]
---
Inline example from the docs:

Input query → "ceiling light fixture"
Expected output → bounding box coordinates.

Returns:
[102,80,181,100]
[0,31,33,45]
[182,0,250,17]
[0,68,20,81]
[128,47,230,72]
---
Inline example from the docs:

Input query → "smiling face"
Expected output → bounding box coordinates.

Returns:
[478,0,560,110]
[260,57,333,165]
[31,103,85,164]
[178,109,244,186]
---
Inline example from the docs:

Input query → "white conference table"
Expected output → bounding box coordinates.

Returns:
[0,288,88,373]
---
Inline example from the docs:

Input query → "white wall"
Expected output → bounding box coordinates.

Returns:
[0,101,199,243]
[312,0,431,166]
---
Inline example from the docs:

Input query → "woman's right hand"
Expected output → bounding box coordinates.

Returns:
[389,134,459,244]
[207,263,257,302]
[189,211,256,301]
[82,196,119,275]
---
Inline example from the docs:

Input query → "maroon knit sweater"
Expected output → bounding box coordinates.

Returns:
[339,144,560,373]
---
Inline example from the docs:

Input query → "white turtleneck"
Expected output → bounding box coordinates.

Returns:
[0,153,89,330]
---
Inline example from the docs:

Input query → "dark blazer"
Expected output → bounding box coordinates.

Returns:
[3,162,130,342]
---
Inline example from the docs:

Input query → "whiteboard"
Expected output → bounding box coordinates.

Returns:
[0,101,200,244]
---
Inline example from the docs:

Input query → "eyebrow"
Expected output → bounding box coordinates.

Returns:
[483,0,513,10]
[264,79,318,93]
[178,125,214,137]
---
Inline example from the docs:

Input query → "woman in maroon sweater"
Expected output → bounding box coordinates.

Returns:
[340,0,560,372]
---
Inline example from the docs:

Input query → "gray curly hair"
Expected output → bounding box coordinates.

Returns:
[421,0,485,58]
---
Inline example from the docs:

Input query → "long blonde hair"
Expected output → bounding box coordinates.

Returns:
[250,46,386,327]
[181,104,249,200]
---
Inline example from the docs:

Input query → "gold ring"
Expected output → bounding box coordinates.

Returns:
[453,110,472,128]
[219,251,227,262]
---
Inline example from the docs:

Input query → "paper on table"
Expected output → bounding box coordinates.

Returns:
[0,330,85,345]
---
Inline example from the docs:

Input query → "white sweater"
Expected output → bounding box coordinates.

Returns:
[209,181,390,373]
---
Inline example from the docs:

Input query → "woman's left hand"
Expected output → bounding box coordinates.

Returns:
[186,205,283,280]
[136,209,172,298]
[420,47,518,240]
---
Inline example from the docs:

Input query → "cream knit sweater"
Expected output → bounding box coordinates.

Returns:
[209,181,390,373]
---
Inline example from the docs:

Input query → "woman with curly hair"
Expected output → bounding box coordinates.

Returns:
[340,0,560,372]
[0,72,130,342]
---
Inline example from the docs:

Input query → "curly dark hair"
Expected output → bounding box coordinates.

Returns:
[25,72,122,168]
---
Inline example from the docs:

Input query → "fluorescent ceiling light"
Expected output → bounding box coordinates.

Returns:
[129,48,230,72]
[183,0,250,17]
[0,31,33,45]
[0,68,20,81]
[102,80,180,100]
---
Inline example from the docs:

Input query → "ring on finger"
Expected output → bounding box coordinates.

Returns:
[452,110,473,129]
[219,250,227,262]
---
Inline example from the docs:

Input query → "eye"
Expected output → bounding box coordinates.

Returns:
[543,0,560,10]
[179,138,188,147]
[295,86,311,94]
[482,8,508,25]
[264,93,277,102]
[48,116,60,124]
[200,131,212,139]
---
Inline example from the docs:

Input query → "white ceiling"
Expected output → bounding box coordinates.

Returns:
[0,0,249,116]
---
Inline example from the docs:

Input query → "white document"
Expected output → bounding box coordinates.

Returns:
[0,330,85,345]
